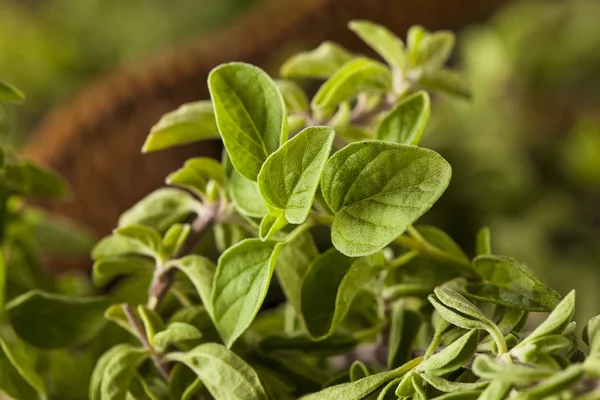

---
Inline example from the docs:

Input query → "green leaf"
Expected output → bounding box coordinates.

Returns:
[280,42,356,79]
[153,322,203,352]
[105,304,137,337]
[420,373,488,393]
[229,169,269,218]
[167,157,227,196]
[114,225,163,260]
[258,126,335,224]
[321,141,451,257]
[12,161,69,198]
[350,361,371,382]
[209,62,286,181]
[142,101,219,152]
[275,80,309,113]
[166,343,268,400]
[511,335,571,363]
[6,290,109,349]
[427,391,482,400]
[515,364,584,399]
[211,239,282,347]
[90,344,149,400]
[301,248,386,339]
[417,31,455,70]
[478,380,512,400]
[162,223,191,258]
[0,337,47,399]
[0,80,24,103]
[514,290,575,350]
[584,315,600,354]
[348,20,405,70]
[407,26,427,68]
[417,329,478,376]
[472,256,560,310]
[167,255,216,312]
[472,354,554,383]
[312,58,392,110]
[376,91,430,145]
[259,212,288,240]
[388,306,422,368]
[300,357,421,400]
[476,227,491,256]
[214,222,249,253]
[93,255,154,287]
[275,231,318,315]
[259,331,358,356]
[118,188,199,232]
[461,282,555,312]
[137,305,165,343]
[0,250,5,312]
[419,68,471,100]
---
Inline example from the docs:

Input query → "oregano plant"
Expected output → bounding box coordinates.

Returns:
[2,19,600,400]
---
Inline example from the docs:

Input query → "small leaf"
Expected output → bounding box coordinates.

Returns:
[275,231,318,315]
[153,322,203,352]
[321,141,451,257]
[209,62,286,181]
[407,26,427,68]
[511,335,571,363]
[0,337,47,399]
[93,255,154,287]
[312,58,392,110]
[259,212,288,240]
[472,354,554,383]
[229,169,269,218]
[388,305,422,368]
[5,161,69,198]
[143,101,219,152]
[427,390,482,400]
[280,42,356,79]
[167,255,216,312]
[584,315,600,354]
[478,380,512,400]
[118,188,199,232]
[417,329,478,376]
[105,304,137,336]
[516,364,584,399]
[258,126,335,224]
[90,344,149,400]
[167,157,227,196]
[348,20,405,70]
[350,361,371,382]
[301,249,386,339]
[300,358,421,400]
[476,227,491,256]
[0,80,25,103]
[259,331,358,356]
[211,239,282,347]
[137,305,165,343]
[417,31,455,70]
[166,343,268,400]
[419,68,471,100]
[162,223,191,258]
[462,282,556,312]
[114,225,163,260]
[420,373,488,393]
[472,255,560,310]
[275,80,309,113]
[515,290,575,350]
[214,222,249,253]
[6,291,109,349]
[376,91,430,145]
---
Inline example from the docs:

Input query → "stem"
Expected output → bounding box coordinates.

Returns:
[123,304,171,381]
[388,250,419,270]
[490,326,508,356]
[147,202,219,311]
[394,234,474,274]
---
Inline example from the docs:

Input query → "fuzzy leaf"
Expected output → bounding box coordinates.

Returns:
[301,249,386,339]
[388,306,422,368]
[420,68,471,100]
[162,223,191,258]
[472,355,554,383]
[137,305,164,343]
[300,358,421,400]
[153,322,203,352]
[143,101,219,152]
[407,26,427,68]
[348,20,405,70]
[584,315,600,354]
[417,329,478,376]
[376,91,430,145]
[114,225,163,260]
[6,291,109,349]
[417,31,455,70]
[462,282,556,312]
[275,80,309,113]
[229,169,269,217]
[258,126,334,224]
[432,287,495,331]
[350,361,371,382]
[168,255,216,312]
[0,337,47,399]
[472,255,560,310]
[166,343,268,400]
[515,364,584,399]
[259,332,358,356]
[93,255,154,287]
[209,62,286,181]
[280,42,356,79]
[478,380,512,400]
[118,188,199,232]
[90,344,149,400]
[259,212,288,240]
[312,58,392,110]
[420,373,488,393]
[321,141,451,257]
[211,239,282,347]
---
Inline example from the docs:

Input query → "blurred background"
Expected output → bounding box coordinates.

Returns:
[2,0,599,328]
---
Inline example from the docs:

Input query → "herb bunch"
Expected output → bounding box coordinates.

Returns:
[2,20,600,400]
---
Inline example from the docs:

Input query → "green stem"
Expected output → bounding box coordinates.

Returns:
[394,234,474,274]
[489,326,508,356]
[389,250,419,270]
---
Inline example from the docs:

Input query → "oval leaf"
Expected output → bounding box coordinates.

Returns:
[258,126,335,224]
[0,80,25,103]
[376,91,430,145]
[417,329,478,376]
[321,141,451,257]
[280,42,356,79]
[229,169,269,218]
[349,20,405,70]
[209,62,286,181]
[90,344,149,400]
